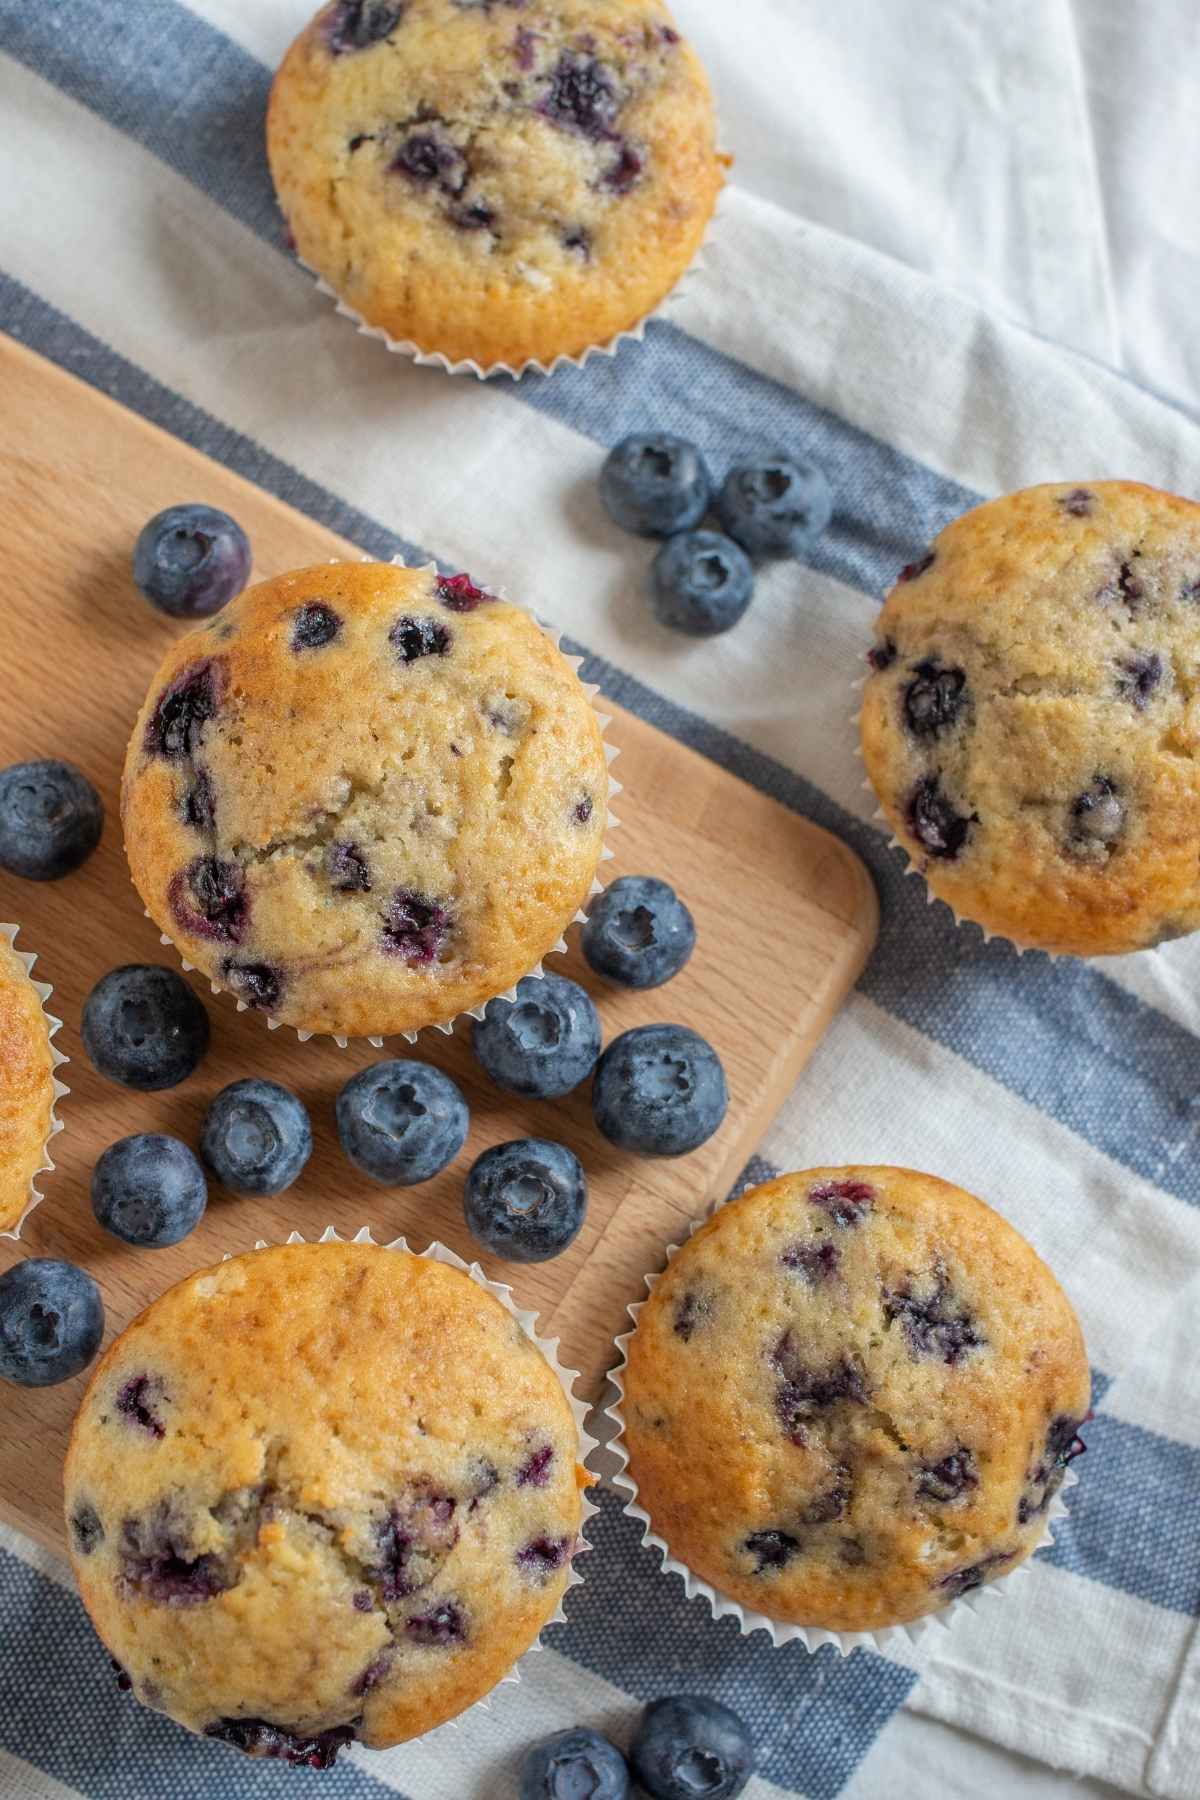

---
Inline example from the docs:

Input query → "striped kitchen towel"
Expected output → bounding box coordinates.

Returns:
[0,2,1198,1796]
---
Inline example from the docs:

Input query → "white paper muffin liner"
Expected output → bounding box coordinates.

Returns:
[604,1195,1079,1657]
[237,1225,598,1727]
[300,140,728,380]
[145,557,620,1049]
[850,665,1061,962]
[0,924,69,1242]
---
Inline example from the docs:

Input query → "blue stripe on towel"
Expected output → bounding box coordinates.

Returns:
[6,269,1200,1228]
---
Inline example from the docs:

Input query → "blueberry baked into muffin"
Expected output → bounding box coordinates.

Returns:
[620,1167,1089,1633]
[121,561,608,1040]
[64,1242,586,1762]
[267,0,723,369]
[0,930,63,1234]
[862,480,1200,956]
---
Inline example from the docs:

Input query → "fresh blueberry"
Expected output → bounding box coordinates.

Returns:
[599,434,712,537]
[336,1060,468,1185]
[520,1727,631,1800]
[200,1079,312,1195]
[463,1139,587,1262]
[82,965,210,1091]
[717,456,832,559]
[472,974,601,1098]
[651,531,753,636]
[0,1259,104,1388]
[630,1695,754,1800]
[0,759,103,880]
[91,1135,207,1248]
[582,875,695,989]
[592,1025,727,1157]
[133,505,251,619]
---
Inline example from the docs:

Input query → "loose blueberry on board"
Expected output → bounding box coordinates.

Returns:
[91,1134,208,1249]
[0,1258,104,1388]
[464,1139,587,1262]
[520,1727,631,1800]
[132,504,251,619]
[651,531,753,636]
[0,759,103,880]
[81,965,210,1091]
[630,1695,754,1800]
[717,456,833,559]
[599,434,712,537]
[200,1079,312,1196]
[582,875,696,989]
[592,1024,728,1156]
[337,1060,469,1185]
[472,973,601,1098]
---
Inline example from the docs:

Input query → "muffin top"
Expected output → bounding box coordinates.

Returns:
[267,0,723,369]
[122,561,608,1039]
[621,1168,1089,1633]
[64,1242,585,1757]
[861,480,1200,956]
[0,932,60,1234]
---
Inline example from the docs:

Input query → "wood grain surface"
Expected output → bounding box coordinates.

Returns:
[0,336,877,1556]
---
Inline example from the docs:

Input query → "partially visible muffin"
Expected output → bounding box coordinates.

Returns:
[121,561,608,1040]
[65,1242,586,1761]
[620,1168,1089,1633]
[0,931,62,1234]
[267,0,723,369]
[861,480,1200,955]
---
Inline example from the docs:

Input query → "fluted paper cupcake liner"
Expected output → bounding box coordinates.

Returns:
[850,665,1056,961]
[604,1196,1077,1657]
[147,557,620,1049]
[0,925,69,1242]
[300,149,728,381]
[241,1225,598,1721]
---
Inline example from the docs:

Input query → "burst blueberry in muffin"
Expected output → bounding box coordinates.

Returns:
[267,0,724,369]
[64,1242,586,1758]
[121,561,607,1040]
[619,1167,1089,1632]
[862,480,1200,954]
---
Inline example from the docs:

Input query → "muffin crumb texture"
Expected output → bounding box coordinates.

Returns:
[64,1243,584,1752]
[862,480,1200,955]
[0,932,59,1233]
[621,1168,1089,1632]
[121,561,607,1039]
[267,0,723,368]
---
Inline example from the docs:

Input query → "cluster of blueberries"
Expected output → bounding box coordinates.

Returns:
[521,1697,753,1800]
[0,869,726,1389]
[600,433,833,636]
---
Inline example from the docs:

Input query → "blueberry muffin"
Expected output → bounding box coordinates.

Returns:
[267,0,723,370]
[620,1168,1089,1633]
[122,561,608,1040]
[64,1242,586,1762]
[0,930,63,1235]
[861,480,1200,955]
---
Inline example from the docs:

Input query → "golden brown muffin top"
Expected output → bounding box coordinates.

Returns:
[621,1168,1089,1633]
[122,561,607,1038]
[862,480,1200,955]
[65,1242,586,1753]
[267,0,723,368]
[0,931,60,1234]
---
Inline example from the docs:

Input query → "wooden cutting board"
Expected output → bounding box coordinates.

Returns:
[0,336,877,1557]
